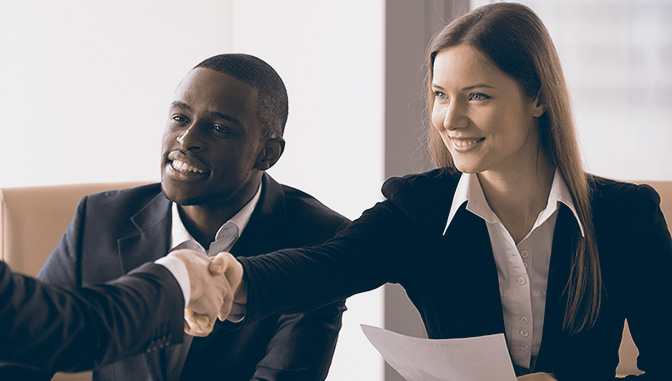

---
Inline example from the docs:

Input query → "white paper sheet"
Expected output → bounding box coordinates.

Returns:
[361,324,516,381]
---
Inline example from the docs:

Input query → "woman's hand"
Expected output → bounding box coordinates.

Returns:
[517,373,557,381]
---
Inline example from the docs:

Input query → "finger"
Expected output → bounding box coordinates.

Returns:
[217,277,234,321]
[184,309,202,336]
[184,309,214,336]
[208,253,228,275]
[223,254,243,289]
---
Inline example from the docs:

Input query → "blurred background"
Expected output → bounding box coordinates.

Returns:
[1,0,670,380]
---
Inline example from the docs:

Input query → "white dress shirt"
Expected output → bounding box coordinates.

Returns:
[154,184,261,378]
[444,170,583,370]
[155,184,261,308]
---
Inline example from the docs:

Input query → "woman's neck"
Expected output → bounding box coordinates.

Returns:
[477,157,555,243]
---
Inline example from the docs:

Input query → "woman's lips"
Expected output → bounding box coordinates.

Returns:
[451,137,485,149]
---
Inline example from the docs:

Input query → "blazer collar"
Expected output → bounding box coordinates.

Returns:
[534,205,581,371]
[444,170,585,237]
[231,173,288,256]
[118,191,172,274]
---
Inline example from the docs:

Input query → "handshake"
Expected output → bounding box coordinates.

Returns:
[167,250,246,337]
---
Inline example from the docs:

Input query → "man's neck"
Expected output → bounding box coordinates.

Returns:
[177,183,260,248]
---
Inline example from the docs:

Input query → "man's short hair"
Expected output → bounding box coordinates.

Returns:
[195,54,288,139]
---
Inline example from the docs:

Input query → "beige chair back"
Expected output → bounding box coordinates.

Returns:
[0,182,149,276]
[0,182,150,380]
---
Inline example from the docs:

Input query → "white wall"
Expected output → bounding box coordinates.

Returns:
[229,2,386,379]
[0,1,385,379]
[0,0,233,187]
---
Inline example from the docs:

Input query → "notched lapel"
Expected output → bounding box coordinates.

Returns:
[437,206,505,337]
[232,173,286,256]
[535,206,579,368]
[115,192,172,380]
[117,192,172,273]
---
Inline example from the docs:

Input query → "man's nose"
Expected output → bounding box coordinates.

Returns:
[177,124,205,151]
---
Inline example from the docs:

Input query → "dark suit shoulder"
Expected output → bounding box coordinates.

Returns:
[380,168,459,225]
[589,175,661,213]
[80,183,164,216]
[382,168,459,200]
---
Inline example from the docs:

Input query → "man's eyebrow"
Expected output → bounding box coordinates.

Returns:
[209,111,241,125]
[169,101,241,125]
[170,101,192,111]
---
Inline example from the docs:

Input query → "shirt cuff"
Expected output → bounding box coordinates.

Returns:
[227,302,246,323]
[155,256,190,306]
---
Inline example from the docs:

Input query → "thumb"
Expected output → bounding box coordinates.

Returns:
[208,252,229,275]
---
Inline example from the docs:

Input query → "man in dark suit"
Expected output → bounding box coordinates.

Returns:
[1,250,239,373]
[33,53,348,381]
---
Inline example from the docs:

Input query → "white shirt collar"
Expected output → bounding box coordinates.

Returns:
[444,170,584,237]
[170,182,262,252]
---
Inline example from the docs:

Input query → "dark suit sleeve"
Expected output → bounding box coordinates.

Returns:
[240,195,416,320]
[0,261,184,372]
[621,185,672,378]
[251,301,346,381]
[251,214,349,380]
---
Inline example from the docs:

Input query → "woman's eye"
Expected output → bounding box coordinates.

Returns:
[469,93,490,101]
[434,91,446,99]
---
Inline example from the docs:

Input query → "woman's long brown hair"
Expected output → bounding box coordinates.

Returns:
[425,2,601,334]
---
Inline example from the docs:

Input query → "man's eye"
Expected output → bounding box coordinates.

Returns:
[172,115,188,123]
[212,125,232,134]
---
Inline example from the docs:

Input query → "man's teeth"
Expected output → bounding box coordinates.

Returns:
[452,138,483,148]
[172,160,206,174]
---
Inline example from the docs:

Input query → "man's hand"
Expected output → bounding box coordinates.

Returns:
[168,250,242,336]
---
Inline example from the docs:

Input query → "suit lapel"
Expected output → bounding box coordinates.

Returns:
[230,173,287,257]
[535,206,579,370]
[116,192,172,381]
[436,205,505,338]
[117,193,172,273]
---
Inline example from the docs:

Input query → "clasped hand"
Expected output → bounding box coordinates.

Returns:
[168,250,243,336]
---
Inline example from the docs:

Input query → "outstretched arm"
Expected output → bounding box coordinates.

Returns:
[0,249,233,372]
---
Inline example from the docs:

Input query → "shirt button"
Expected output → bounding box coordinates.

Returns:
[521,343,530,350]
[519,316,529,324]
[521,250,529,258]
[523,262,529,269]
[520,329,529,337]
[517,277,527,285]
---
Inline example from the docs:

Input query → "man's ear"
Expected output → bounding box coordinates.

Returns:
[255,137,285,170]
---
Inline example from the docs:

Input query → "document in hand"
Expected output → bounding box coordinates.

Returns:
[361,324,516,381]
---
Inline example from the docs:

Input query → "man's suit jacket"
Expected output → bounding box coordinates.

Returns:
[36,173,349,381]
[0,261,183,373]
[240,169,672,380]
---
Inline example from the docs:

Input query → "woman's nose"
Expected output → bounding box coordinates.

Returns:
[444,103,468,130]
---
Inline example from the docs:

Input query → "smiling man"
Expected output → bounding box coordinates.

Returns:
[30,54,349,381]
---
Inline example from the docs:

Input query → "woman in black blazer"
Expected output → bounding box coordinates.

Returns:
[222,3,671,380]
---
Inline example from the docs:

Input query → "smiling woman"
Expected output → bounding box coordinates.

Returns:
[225,3,672,380]
[430,45,547,182]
